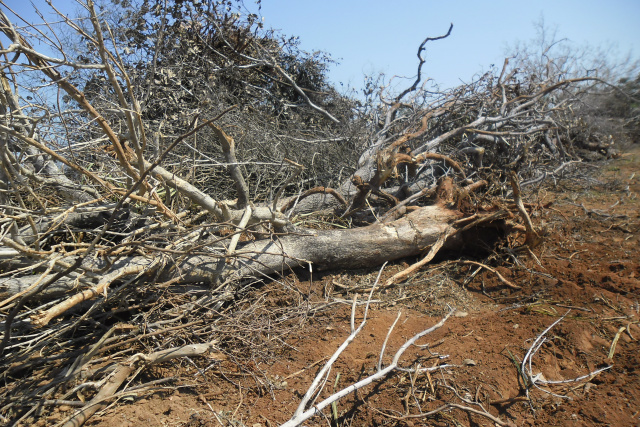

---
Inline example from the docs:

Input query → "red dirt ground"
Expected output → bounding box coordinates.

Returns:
[80,146,639,427]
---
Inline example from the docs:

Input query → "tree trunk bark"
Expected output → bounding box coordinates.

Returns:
[1,204,464,304]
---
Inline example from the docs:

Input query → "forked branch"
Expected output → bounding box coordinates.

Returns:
[282,264,456,427]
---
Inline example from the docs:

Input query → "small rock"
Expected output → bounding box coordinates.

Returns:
[463,359,476,366]
[454,310,468,318]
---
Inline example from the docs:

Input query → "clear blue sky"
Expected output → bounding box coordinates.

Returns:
[251,0,639,91]
[3,0,639,92]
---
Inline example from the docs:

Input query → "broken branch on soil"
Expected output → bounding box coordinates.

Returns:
[382,226,457,289]
[510,171,542,248]
[521,311,613,400]
[281,282,455,427]
[370,401,513,427]
[58,342,224,427]
[458,260,520,290]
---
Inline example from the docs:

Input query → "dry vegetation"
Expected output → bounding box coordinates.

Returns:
[0,1,638,426]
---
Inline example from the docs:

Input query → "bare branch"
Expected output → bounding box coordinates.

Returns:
[395,23,453,103]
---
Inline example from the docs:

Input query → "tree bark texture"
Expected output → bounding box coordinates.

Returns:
[1,204,463,303]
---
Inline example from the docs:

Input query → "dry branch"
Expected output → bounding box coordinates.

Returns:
[31,262,152,327]
[282,302,456,427]
[209,123,251,209]
[521,312,613,400]
[510,171,542,248]
[60,342,224,427]
[382,225,457,289]
[459,260,520,289]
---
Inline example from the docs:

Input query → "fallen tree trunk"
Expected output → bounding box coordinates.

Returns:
[222,203,463,276]
[1,204,474,326]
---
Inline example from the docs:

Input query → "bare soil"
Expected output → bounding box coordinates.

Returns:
[74,147,640,427]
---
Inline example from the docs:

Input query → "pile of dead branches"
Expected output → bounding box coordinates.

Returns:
[0,1,629,425]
